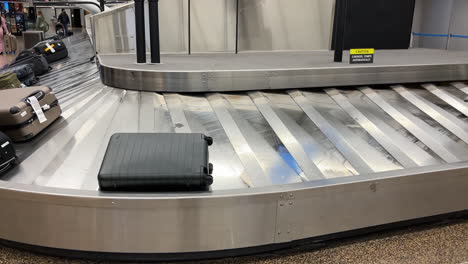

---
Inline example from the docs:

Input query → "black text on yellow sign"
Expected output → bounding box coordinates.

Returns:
[350,48,374,64]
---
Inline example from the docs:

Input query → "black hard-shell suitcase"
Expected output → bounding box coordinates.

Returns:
[33,39,68,63]
[0,132,17,175]
[1,64,37,86]
[11,53,50,76]
[98,133,214,191]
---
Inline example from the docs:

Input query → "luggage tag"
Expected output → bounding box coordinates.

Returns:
[45,43,56,53]
[27,96,47,123]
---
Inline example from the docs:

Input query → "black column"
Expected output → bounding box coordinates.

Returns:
[235,0,239,54]
[134,0,146,63]
[148,0,160,63]
[99,0,105,11]
[333,0,348,62]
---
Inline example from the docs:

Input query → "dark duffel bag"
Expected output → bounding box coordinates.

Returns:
[33,39,68,63]
[0,131,17,175]
[0,86,62,142]
[16,49,37,62]
[11,53,50,76]
[98,133,214,191]
[1,64,38,86]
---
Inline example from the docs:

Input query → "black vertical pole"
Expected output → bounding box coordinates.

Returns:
[148,0,160,63]
[333,0,348,62]
[134,0,146,63]
[188,0,191,55]
[99,0,105,11]
[235,0,239,54]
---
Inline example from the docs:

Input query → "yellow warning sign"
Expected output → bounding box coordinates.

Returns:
[350,48,375,55]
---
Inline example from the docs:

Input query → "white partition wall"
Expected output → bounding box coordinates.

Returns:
[238,0,334,51]
[448,0,468,51]
[92,0,335,54]
[411,0,468,51]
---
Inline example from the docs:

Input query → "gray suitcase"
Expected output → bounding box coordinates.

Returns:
[98,133,214,191]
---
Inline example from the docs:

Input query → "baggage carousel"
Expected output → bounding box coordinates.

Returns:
[1,33,468,261]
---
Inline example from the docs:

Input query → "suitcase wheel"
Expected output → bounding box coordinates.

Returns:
[208,163,213,175]
[204,136,213,146]
[204,174,214,186]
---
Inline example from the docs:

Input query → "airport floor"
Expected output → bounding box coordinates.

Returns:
[0,219,465,263]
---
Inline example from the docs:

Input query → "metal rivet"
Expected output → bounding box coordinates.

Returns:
[289,202,293,205]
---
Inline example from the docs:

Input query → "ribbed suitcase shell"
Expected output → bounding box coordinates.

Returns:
[0,86,62,142]
[98,133,214,191]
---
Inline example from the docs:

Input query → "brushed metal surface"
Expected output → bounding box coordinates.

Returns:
[2,32,468,256]
[98,50,468,92]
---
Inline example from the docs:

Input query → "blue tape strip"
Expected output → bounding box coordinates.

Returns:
[412,32,449,37]
[451,34,468,39]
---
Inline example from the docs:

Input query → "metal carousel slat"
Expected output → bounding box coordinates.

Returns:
[45,89,126,189]
[164,93,192,134]
[452,82,468,95]
[35,88,124,188]
[422,84,468,117]
[326,88,439,168]
[288,90,401,174]
[10,88,114,185]
[392,85,468,144]
[249,91,325,181]
[360,87,465,163]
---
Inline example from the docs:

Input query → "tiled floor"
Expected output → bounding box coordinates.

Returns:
[0,220,465,263]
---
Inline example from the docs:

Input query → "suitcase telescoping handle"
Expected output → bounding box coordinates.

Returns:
[24,90,45,102]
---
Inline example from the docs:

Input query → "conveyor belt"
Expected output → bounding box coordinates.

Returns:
[8,33,468,191]
[1,33,467,259]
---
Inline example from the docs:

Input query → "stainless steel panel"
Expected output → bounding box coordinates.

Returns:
[238,0,334,51]
[0,163,467,253]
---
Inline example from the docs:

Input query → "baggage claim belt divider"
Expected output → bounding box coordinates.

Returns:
[350,48,374,64]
